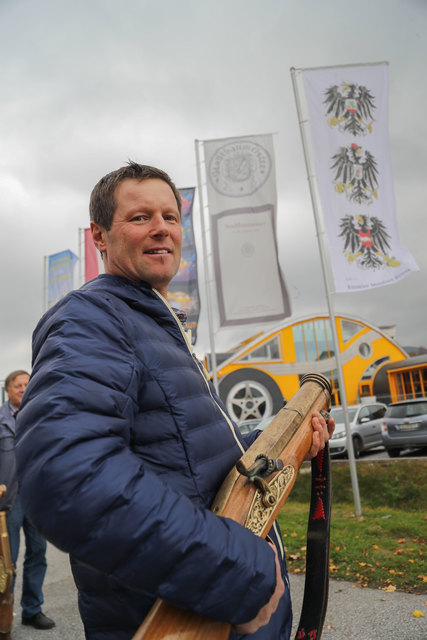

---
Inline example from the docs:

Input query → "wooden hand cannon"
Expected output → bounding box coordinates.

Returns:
[132,373,332,640]
[0,485,14,640]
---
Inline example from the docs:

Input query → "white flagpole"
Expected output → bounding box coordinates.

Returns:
[291,67,362,516]
[195,139,219,394]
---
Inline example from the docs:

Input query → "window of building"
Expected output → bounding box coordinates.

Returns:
[402,371,413,397]
[314,319,329,360]
[304,322,317,362]
[360,382,372,396]
[292,320,334,363]
[359,342,372,359]
[239,335,281,362]
[293,324,306,362]
[395,373,404,399]
[341,319,363,343]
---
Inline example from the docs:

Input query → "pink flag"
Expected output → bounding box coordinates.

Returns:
[84,228,104,281]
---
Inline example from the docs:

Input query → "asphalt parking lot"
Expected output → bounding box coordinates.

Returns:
[9,542,426,640]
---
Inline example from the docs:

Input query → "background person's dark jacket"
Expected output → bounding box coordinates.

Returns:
[15,274,292,640]
[0,401,18,511]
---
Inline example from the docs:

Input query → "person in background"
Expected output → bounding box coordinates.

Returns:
[0,370,55,631]
[15,162,333,640]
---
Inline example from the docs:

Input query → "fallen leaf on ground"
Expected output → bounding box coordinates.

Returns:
[411,610,424,618]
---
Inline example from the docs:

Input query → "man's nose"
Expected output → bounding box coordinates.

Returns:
[150,213,169,235]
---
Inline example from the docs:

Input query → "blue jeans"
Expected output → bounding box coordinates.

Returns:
[6,495,47,617]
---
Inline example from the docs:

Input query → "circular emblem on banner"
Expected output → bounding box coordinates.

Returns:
[242,243,255,258]
[208,140,272,197]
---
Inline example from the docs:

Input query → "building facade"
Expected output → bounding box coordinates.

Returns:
[210,313,408,423]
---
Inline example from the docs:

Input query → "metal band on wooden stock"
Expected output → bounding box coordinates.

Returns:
[132,373,332,640]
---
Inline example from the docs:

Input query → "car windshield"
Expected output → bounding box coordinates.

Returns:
[387,401,427,419]
[330,407,358,423]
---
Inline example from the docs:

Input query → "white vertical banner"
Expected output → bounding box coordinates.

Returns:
[203,134,291,326]
[301,63,418,292]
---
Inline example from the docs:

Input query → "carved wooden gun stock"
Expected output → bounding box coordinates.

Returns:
[0,485,14,640]
[132,373,332,640]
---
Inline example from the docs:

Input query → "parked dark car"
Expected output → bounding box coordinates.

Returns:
[329,402,387,458]
[381,398,427,457]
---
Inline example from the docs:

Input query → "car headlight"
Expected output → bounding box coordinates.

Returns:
[332,430,345,440]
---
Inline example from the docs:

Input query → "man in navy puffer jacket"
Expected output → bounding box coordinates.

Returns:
[15,162,333,639]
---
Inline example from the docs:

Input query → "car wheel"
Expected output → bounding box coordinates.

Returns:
[387,448,401,458]
[352,436,361,459]
[219,369,283,423]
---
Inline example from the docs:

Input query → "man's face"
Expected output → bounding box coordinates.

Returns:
[92,178,182,297]
[6,374,29,409]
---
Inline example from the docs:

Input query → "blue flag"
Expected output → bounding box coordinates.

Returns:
[47,250,78,307]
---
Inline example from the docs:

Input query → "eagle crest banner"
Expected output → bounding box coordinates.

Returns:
[202,134,291,326]
[301,63,418,292]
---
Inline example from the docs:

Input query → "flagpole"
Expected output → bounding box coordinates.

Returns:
[195,139,219,394]
[291,67,362,516]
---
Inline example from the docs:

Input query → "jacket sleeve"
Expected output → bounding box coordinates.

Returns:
[15,292,278,625]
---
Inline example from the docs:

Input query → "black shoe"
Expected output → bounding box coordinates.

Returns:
[22,612,56,629]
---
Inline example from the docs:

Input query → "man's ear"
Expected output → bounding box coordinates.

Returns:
[90,222,107,254]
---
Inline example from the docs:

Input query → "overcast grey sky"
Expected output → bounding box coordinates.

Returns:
[0,0,426,379]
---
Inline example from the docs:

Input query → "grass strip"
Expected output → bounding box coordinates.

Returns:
[276,458,426,593]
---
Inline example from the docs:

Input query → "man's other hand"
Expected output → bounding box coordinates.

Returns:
[232,542,285,635]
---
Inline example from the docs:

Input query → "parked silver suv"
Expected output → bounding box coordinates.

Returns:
[381,398,427,457]
[329,402,387,458]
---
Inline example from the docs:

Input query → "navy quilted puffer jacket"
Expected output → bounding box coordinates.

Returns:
[15,275,292,639]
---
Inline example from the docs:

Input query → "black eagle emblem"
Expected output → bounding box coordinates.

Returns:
[338,214,400,270]
[324,83,376,136]
[331,143,379,204]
